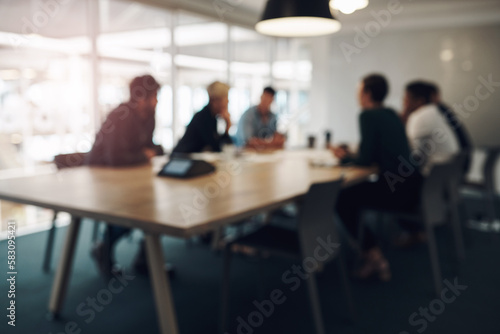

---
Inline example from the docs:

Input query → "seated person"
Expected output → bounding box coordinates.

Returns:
[332,74,422,281]
[172,81,232,154]
[428,82,473,173]
[171,81,232,245]
[394,82,469,248]
[402,81,460,173]
[236,86,285,150]
[87,74,163,276]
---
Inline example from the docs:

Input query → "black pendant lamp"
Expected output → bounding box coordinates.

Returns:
[256,0,341,37]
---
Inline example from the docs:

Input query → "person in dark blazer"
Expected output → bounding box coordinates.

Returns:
[172,81,232,154]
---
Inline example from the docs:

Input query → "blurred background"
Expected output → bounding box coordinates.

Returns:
[0,0,499,232]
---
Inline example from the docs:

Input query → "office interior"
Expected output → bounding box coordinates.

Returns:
[0,0,499,333]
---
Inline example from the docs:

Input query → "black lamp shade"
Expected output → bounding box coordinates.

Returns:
[256,0,341,37]
[262,0,333,20]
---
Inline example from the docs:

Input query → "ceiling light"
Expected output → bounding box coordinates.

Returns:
[256,0,341,37]
[330,0,369,15]
[0,69,20,81]
[440,49,454,62]
[22,68,37,80]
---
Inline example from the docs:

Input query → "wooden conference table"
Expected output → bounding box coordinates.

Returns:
[0,149,376,334]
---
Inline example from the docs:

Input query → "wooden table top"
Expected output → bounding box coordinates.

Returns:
[0,150,376,237]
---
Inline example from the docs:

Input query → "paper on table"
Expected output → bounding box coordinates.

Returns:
[189,152,222,163]
[241,151,283,163]
[286,149,339,167]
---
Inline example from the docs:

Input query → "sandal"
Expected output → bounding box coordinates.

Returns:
[354,248,392,282]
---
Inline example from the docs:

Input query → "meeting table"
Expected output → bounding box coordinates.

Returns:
[0,149,377,334]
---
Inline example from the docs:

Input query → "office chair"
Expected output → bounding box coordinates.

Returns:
[220,180,354,334]
[43,152,91,272]
[361,154,466,297]
[462,148,499,233]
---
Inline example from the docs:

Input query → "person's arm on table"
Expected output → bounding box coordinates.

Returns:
[332,112,376,167]
[218,109,233,146]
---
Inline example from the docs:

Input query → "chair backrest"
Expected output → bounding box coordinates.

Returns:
[483,148,499,193]
[449,152,468,192]
[53,153,87,170]
[296,179,343,263]
[421,157,458,225]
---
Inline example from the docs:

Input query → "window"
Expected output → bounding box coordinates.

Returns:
[0,0,91,168]
[0,0,313,166]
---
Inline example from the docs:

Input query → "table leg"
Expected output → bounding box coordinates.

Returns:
[211,227,223,250]
[144,233,179,334]
[43,211,59,273]
[48,216,82,317]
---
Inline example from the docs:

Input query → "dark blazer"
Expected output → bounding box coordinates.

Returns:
[172,104,232,154]
[437,102,473,172]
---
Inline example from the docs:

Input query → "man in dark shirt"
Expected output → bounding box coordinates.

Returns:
[87,76,163,166]
[332,74,422,281]
[87,75,163,276]
[172,81,232,154]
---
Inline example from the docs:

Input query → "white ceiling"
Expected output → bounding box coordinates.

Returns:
[232,0,500,32]
[1,0,500,39]
[238,0,498,13]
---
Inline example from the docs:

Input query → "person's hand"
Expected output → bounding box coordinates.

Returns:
[143,148,156,161]
[246,134,285,151]
[219,109,231,132]
[246,137,262,149]
[271,133,285,148]
[331,145,350,160]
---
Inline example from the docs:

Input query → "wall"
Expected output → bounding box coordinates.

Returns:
[310,23,500,189]
[320,23,500,146]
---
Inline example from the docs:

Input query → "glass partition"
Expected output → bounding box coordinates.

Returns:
[97,0,173,149]
[0,0,314,233]
[0,0,313,166]
[175,11,228,142]
[229,26,272,126]
[0,0,90,232]
[0,0,91,168]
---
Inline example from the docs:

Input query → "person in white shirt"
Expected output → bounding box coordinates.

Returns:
[393,81,461,249]
[403,81,460,173]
